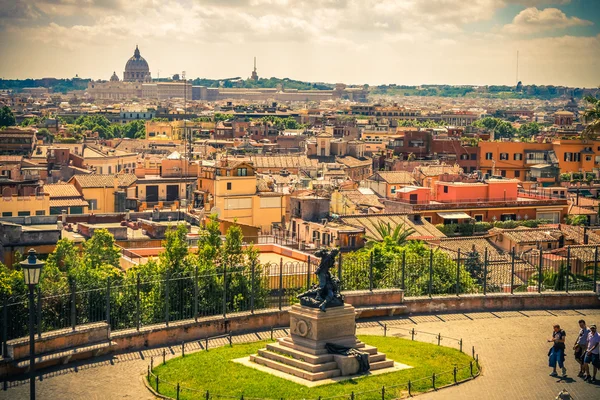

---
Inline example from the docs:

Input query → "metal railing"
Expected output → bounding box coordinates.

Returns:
[2,244,598,358]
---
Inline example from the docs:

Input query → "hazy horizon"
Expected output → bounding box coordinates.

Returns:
[1,1,599,87]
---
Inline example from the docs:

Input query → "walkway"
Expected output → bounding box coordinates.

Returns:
[2,309,600,399]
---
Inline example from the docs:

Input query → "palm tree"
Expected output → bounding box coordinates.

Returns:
[365,221,415,246]
[582,94,600,139]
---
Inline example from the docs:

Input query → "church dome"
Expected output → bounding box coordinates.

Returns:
[123,45,150,82]
[110,71,119,82]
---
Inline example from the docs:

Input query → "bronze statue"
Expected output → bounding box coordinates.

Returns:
[297,248,343,312]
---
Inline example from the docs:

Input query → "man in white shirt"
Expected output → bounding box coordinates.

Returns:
[583,324,600,382]
[574,319,590,377]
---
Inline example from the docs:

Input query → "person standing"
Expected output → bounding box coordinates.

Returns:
[583,324,600,382]
[548,324,567,377]
[574,320,590,377]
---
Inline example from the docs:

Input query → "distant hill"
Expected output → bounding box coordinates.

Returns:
[1,77,596,100]
[0,78,90,94]
[371,84,598,100]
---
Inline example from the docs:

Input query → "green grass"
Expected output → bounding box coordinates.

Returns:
[148,335,479,400]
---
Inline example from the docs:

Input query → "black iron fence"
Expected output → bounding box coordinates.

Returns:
[2,245,599,357]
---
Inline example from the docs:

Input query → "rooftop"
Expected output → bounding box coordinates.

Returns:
[70,173,137,188]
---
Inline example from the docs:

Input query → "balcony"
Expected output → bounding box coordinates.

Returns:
[387,190,567,212]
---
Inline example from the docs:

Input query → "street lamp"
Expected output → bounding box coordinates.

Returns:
[20,249,44,400]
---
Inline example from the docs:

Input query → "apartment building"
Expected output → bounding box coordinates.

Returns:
[197,160,286,233]
[479,138,600,182]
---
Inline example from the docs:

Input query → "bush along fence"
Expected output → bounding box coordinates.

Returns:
[2,244,599,357]
[145,327,481,400]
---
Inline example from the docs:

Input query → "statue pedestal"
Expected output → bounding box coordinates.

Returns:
[289,304,357,348]
[247,304,397,384]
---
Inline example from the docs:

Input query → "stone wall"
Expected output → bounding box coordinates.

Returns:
[403,292,600,314]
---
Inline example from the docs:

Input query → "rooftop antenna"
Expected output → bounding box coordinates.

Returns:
[182,70,187,206]
[516,50,519,85]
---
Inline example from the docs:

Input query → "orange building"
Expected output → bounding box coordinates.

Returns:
[479,138,600,182]
[385,177,568,225]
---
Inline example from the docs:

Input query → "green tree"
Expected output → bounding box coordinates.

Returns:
[494,121,517,139]
[473,117,501,130]
[566,215,588,226]
[37,127,53,143]
[0,105,15,128]
[518,122,541,138]
[82,229,121,270]
[46,238,80,273]
[582,94,600,138]
[463,246,485,286]
[160,224,190,273]
[222,222,244,267]
[365,221,415,247]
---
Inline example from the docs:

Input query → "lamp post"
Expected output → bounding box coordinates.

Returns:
[20,249,44,400]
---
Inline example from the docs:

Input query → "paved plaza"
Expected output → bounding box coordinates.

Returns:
[3,308,600,400]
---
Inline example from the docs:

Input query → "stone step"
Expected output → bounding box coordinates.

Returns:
[258,349,339,373]
[277,338,329,355]
[361,344,378,355]
[368,352,387,363]
[250,355,341,381]
[369,359,395,371]
[266,342,334,364]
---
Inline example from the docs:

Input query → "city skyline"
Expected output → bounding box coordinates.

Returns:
[0,1,599,87]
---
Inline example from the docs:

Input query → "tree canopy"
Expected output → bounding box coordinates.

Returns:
[0,106,15,128]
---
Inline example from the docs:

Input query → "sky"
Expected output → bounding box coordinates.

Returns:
[0,0,598,87]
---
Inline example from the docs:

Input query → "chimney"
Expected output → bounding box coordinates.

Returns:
[584,227,589,245]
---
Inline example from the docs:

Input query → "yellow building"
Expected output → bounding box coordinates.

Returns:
[81,145,138,175]
[145,120,215,142]
[0,192,50,217]
[198,160,286,233]
[68,174,137,213]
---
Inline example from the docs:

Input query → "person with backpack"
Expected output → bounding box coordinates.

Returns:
[548,324,567,377]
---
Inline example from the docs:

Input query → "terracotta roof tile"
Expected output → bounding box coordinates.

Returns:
[71,173,137,188]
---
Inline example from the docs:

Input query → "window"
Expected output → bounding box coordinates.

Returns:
[260,197,281,208]
[237,168,248,176]
[564,152,581,162]
[443,186,448,193]
[225,197,252,210]
[88,199,98,211]
[423,216,432,223]
[487,170,492,175]
[35,210,45,216]
[2,212,12,217]
[470,153,477,160]
[500,170,506,177]
[18,211,31,216]
[390,186,396,194]
[548,243,552,249]
[227,182,232,190]
[460,154,469,160]
[514,170,521,178]
[485,152,493,160]
[500,153,508,160]
[586,156,592,161]
[474,215,483,222]
[514,153,523,161]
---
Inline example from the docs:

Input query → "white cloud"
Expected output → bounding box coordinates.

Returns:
[503,7,592,34]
